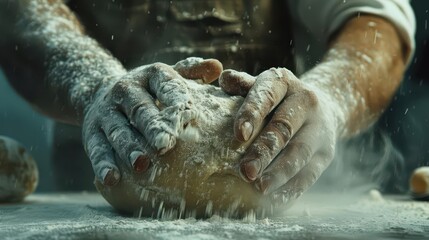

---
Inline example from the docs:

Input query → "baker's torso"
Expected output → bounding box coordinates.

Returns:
[68,0,294,74]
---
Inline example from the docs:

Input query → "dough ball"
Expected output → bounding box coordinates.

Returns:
[96,81,285,219]
[0,136,38,202]
[410,166,429,197]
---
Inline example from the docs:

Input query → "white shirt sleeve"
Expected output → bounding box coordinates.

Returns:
[289,0,416,62]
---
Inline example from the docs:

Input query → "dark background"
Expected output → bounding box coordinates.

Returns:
[0,1,428,192]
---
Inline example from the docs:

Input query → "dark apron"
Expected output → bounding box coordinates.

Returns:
[69,0,295,74]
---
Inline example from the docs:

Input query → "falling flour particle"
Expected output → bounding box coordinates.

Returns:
[368,21,377,27]
[96,76,289,218]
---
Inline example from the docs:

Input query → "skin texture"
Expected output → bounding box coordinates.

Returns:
[95,80,279,218]
[220,15,408,197]
[0,0,222,186]
[0,1,409,214]
[81,59,223,186]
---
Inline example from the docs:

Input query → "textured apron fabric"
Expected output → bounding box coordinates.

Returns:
[69,0,295,75]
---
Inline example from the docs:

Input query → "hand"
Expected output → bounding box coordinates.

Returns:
[219,68,337,200]
[82,58,223,186]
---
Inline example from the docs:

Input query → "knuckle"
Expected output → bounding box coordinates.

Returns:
[301,89,319,108]
[247,140,272,164]
[111,81,129,96]
[290,141,313,160]
[148,62,171,73]
[260,89,276,111]
[87,145,102,163]
[148,62,178,83]
[324,143,336,160]
[269,119,292,144]
[281,68,293,78]
[88,145,109,166]
[268,67,294,82]
[105,124,125,141]
[110,81,132,105]
[159,78,182,95]
[237,104,262,123]
[257,134,277,155]
[284,68,300,83]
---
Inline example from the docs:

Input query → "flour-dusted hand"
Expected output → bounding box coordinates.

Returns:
[82,58,222,186]
[218,13,412,201]
[220,68,337,199]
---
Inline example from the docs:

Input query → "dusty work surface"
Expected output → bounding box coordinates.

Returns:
[0,191,428,240]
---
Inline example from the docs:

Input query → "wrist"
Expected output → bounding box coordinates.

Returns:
[79,74,123,121]
[300,69,349,138]
[43,34,126,123]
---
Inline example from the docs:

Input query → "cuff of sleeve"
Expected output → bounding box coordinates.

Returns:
[329,1,415,65]
[297,0,416,65]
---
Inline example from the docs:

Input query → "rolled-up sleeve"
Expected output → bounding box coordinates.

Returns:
[290,0,416,62]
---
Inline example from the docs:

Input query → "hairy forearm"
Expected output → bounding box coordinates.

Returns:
[0,0,126,124]
[302,15,407,137]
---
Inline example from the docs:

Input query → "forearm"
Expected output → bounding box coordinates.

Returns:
[301,15,408,137]
[0,0,126,125]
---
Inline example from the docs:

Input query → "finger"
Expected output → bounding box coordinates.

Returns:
[239,92,314,181]
[234,68,298,142]
[83,130,120,186]
[146,63,194,108]
[110,80,159,126]
[109,80,169,155]
[100,110,151,173]
[273,154,331,200]
[173,57,223,83]
[219,69,256,96]
[141,105,201,155]
[126,63,193,107]
[111,70,198,154]
[254,128,321,195]
[145,63,202,153]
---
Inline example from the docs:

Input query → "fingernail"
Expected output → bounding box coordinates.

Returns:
[240,160,261,181]
[102,168,120,186]
[130,151,150,173]
[241,122,253,141]
[257,175,272,195]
